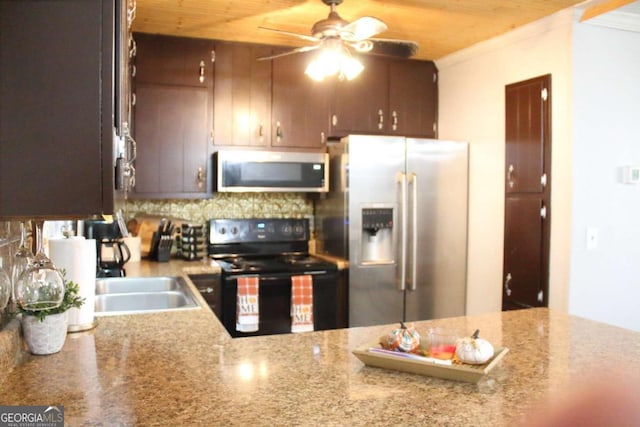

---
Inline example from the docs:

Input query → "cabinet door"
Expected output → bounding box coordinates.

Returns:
[0,0,115,218]
[388,60,437,137]
[134,33,214,88]
[213,43,272,147]
[271,53,331,149]
[132,84,210,197]
[131,34,213,199]
[329,55,388,137]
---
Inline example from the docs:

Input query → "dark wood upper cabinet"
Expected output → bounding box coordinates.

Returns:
[213,42,273,147]
[0,0,118,219]
[388,60,438,137]
[134,33,215,87]
[271,53,331,149]
[329,55,389,136]
[329,57,438,138]
[130,33,214,199]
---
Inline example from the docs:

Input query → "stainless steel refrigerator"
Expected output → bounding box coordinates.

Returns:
[315,134,469,327]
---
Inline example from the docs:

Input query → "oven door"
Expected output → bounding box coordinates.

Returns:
[221,271,338,337]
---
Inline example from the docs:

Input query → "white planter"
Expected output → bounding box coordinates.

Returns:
[21,311,69,355]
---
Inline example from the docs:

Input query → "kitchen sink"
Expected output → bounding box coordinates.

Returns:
[94,276,200,316]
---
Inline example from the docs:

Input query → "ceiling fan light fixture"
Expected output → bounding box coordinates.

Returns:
[305,43,363,82]
[341,56,364,80]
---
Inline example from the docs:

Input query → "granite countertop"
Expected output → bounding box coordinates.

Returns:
[1,260,640,426]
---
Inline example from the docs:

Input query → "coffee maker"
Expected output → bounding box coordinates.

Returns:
[83,219,130,277]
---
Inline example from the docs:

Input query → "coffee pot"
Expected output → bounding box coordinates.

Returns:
[82,218,130,277]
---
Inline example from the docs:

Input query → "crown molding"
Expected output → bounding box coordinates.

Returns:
[582,10,640,32]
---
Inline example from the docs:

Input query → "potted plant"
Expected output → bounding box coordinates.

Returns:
[19,272,85,355]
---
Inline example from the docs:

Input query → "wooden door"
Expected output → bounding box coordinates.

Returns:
[213,42,272,147]
[271,52,331,149]
[329,55,388,137]
[503,75,551,310]
[388,60,438,137]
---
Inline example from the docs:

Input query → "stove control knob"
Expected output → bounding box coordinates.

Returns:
[218,227,227,235]
[294,224,304,236]
[281,225,292,235]
[230,226,239,235]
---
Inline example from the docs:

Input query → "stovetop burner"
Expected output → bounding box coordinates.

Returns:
[216,254,336,275]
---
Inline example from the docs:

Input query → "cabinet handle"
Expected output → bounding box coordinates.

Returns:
[320,132,326,145]
[127,0,137,28]
[196,166,205,189]
[507,164,515,188]
[131,64,136,78]
[331,114,338,127]
[392,110,398,131]
[276,121,282,141]
[128,36,136,59]
[128,163,136,189]
[377,109,384,130]
[199,60,205,83]
[259,124,264,143]
[131,92,136,107]
[504,273,512,296]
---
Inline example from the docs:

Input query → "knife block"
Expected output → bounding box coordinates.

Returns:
[149,231,173,262]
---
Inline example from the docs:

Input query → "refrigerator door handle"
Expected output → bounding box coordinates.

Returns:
[409,172,418,291]
[396,171,407,291]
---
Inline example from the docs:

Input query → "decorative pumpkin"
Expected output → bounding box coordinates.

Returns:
[455,329,494,364]
[386,322,421,353]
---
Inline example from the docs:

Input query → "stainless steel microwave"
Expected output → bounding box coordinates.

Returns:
[215,150,329,192]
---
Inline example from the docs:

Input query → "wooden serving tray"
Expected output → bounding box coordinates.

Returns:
[352,342,509,383]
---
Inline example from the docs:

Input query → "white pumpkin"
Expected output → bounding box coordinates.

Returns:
[455,330,494,364]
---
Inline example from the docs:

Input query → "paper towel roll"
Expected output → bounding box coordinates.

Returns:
[48,237,97,331]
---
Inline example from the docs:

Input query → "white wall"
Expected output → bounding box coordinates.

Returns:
[436,11,574,316]
[569,22,640,331]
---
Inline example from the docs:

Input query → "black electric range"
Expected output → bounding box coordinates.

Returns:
[207,218,340,337]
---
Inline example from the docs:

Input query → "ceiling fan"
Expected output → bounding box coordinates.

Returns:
[257,0,419,62]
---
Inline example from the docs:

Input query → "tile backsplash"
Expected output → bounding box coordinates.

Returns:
[121,193,315,225]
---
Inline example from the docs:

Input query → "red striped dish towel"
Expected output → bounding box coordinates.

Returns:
[236,276,259,332]
[291,275,314,333]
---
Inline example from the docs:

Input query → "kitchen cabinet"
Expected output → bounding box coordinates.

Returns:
[271,53,331,149]
[0,0,118,218]
[189,274,222,319]
[329,57,438,138]
[213,42,273,147]
[388,60,438,137]
[130,33,214,199]
[329,55,389,136]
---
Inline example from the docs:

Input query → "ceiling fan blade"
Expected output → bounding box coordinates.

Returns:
[356,38,419,58]
[339,17,387,42]
[256,44,320,61]
[258,26,320,43]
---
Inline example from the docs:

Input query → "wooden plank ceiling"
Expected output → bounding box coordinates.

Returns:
[132,0,614,60]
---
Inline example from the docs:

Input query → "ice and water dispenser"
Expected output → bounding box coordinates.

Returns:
[360,208,394,264]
